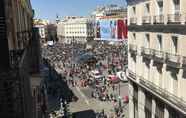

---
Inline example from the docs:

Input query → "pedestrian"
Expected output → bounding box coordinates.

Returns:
[101,109,105,116]
[106,93,109,101]
[110,93,113,101]
[91,91,94,98]
[72,80,74,87]
[112,84,115,91]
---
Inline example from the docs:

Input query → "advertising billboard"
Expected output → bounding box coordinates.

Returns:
[95,19,127,41]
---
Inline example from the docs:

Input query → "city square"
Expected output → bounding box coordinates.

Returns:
[1,0,186,118]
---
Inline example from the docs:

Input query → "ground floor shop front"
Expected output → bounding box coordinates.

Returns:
[128,80,186,118]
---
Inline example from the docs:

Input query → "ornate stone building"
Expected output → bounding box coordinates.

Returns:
[127,0,186,118]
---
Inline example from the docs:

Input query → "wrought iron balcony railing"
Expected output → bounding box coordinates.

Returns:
[9,50,24,69]
[142,16,151,24]
[130,17,137,24]
[183,56,186,65]
[168,13,181,24]
[139,77,186,113]
[140,48,184,66]
[141,47,152,55]
[156,0,163,2]
[166,52,181,64]
[153,15,164,24]
[0,17,6,35]
[152,49,164,59]
[128,69,136,80]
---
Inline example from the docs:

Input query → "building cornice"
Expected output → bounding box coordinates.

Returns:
[128,25,186,35]
[127,0,150,5]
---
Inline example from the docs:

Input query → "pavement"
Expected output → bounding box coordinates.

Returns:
[68,82,129,118]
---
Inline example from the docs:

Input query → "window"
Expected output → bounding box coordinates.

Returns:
[132,6,136,15]
[145,34,150,48]
[169,107,180,118]
[145,3,150,15]
[173,0,180,13]
[133,33,136,40]
[157,1,163,15]
[172,36,178,54]
[157,35,162,51]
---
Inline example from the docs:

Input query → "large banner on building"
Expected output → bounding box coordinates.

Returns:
[95,19,127,41]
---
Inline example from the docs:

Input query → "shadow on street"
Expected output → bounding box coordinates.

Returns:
[72,109,96,118]
[43,60,79,112]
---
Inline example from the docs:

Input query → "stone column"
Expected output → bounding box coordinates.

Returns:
[138,87,145,118]
[164,106,169,118]
[151,99,156,118]
[162,63,167,90]
[177,68,183,98]
[149,59,154,82]
[137,55,143,83]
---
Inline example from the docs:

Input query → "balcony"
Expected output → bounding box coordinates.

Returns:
[129,44,137,55]
[166,53,181,68]
[153,15,164,24]
[167,13,181,24]
[139,78,186,114]
[182,57,186,66]
[152,49,165,62]
[130,17,137,25]
[0,17,6,35]
[9,50,24,69]
[142,16,151,24]
[141,47,152,55]
[128,69,136,80]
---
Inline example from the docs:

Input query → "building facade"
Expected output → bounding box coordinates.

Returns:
[0,0,46,118]
[127,0,186,118]
[34,19,49,43]
[46,23,57,42]
[57,17,94,44]
[92,4,127,20]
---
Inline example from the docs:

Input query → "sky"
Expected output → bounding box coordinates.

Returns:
[31,0,127,20]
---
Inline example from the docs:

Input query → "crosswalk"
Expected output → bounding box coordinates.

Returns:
[76,86,90,105]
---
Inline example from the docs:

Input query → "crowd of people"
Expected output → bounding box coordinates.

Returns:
[42,41,128,118]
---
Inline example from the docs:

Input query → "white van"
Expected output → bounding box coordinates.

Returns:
[116,71,128,82]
